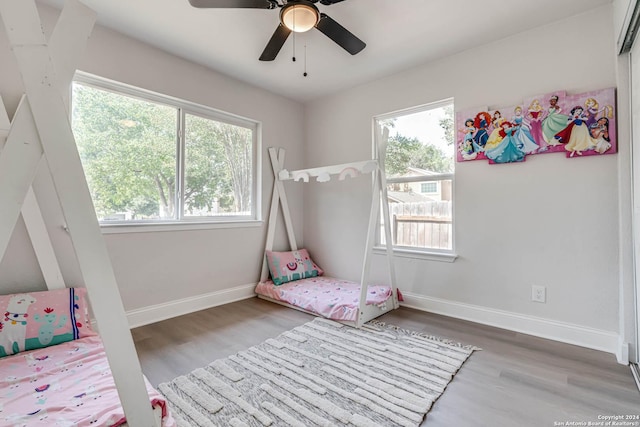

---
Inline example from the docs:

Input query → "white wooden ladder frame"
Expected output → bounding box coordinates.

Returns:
[0,0,157,425]
[261,126,399,328]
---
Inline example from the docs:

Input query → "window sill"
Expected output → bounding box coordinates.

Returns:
[372,246,458,263]
[99,219,263,234]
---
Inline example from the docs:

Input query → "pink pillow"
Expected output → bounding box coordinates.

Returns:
[0,287,96,358]
[266,249,324,286]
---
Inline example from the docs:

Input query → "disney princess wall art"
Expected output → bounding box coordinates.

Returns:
[455,88,616,164]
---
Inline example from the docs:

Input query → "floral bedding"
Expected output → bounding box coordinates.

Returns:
[255,276,393,321]
[0,335,175,426]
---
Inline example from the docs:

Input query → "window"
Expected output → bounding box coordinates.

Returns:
[71,74,259,226]
[420,182,438,193]
[375,99,454,253]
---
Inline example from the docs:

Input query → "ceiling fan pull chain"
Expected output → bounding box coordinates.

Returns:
[292,31,296,62]
[303,44,308,77]
[292,7,296,62]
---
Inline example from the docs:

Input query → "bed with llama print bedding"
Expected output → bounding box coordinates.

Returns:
[255,249,396,323]
[0,288,175,426]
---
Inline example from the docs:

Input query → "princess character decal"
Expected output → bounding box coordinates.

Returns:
[485,110,506,150]
[555,106,596,157]
[590,117,612,154]
[513,106,539,154]
[541,95,569,146]
[472,111,492,151]
[527,99,547,151]
[459,118,478,160]
[485,120,526,164]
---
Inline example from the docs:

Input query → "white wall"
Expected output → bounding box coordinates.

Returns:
[0,3,630,354]
[304,5,622,350]
[0,4,305,313]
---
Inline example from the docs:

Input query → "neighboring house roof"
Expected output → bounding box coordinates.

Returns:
[388,167,440,180]
[406,167,439,176]
[387,191,434,204]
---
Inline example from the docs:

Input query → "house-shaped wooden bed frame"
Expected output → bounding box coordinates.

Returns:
[0,0,158,424]
[0,1,396,423]
[259,127,400,328]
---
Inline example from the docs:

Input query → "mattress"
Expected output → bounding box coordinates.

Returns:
[0,335,175,426]
[255,276,393,321]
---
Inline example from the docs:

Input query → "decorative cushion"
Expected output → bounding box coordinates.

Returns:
[0,287,96,358]
[266,249,324,286]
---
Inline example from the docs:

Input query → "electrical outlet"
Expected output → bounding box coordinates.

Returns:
[532,285,546,303]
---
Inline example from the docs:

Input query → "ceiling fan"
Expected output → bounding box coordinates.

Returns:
[188,0,366,61]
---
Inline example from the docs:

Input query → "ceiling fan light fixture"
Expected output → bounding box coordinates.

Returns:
[281,3,319,33]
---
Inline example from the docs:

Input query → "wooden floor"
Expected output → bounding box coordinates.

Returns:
[132,297,640,426]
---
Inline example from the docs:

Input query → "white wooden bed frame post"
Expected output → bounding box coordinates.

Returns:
[260,148,298,282]
[0,95,64,290]
[0,1,157,425]
[262,125,399,327]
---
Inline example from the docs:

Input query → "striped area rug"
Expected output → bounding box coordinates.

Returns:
[158,317,478,427]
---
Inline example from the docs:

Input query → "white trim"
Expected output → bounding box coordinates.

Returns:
[618,0,640,53]
[618,338,631,364]
[630,41,640,366]
[373,246,457,262]
[100,219,262,234]
[400,291,620,355]
[126,283,257,329]
[374,97,455,122]
[75,71,259,129]
[386,173,454,184]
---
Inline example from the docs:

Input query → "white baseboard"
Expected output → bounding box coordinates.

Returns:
[120,287,621,357]
[400,292,620,356]
[125,283,257,329]
[617,339,630,364]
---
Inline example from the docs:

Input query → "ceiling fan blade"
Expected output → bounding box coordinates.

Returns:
[315,13,366,55]
[188,0,273,8]
[319,0,346,4]
[259,24,292,61]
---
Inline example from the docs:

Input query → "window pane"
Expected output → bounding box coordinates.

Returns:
[383,179,453,250]
[378,102,454,251]
[184,114,253,217]
[420,182,438,193]
[72,83,177,221]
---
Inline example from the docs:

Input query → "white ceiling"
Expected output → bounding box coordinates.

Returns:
[39,0,611,103]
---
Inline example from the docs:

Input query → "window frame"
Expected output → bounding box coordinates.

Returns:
[72,72,262,233]
[373,98,457,262]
